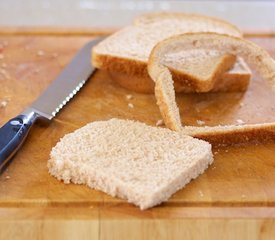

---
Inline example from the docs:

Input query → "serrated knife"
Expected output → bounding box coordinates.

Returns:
[0,37,103,171]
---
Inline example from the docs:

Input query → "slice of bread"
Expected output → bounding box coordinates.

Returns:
[134,12,241,33]
[148,32,275,143]
[48,118,213,210]
[92,12,250,93]
[108,57,251,93]
[210,57,251,92]
[183,123,275,145]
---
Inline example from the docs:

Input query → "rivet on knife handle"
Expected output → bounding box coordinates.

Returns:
[0,111,37,171]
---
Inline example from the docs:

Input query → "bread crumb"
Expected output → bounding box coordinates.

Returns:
[59,62,65,68]
[239,102,244,107]
[128,103,134,109]
[241,194,246,198]
[212,166,216,170]
[214,151,218,155]
[225,149,229,153]
[156,119,164,126]
[198,190,204,197]
[126,94,133,100]
[5,176,10,179]
[37,50,45,56]
[1,63,7,68]
[0,100,8,108]
[236,119,245,125]
[0,54,4,59]
[196,120,205,126]
[0,69,10,79]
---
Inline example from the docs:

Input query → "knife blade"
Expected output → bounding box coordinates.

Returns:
[0,37,103,171]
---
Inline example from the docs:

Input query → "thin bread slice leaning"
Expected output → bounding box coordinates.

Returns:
[148,32,275,144]
[48,118,213,210]
[92,12,245,92]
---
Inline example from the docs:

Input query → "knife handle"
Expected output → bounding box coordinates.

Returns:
[0,111,38,171]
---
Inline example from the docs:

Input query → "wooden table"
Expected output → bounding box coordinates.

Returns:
[0,29,275,239]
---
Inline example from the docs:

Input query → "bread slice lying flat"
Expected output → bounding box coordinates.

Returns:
[92,12,251,93]
[148,32,275,144]
[48,118,213,210]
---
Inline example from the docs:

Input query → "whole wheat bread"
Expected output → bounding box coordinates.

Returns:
[109,56,251,94]
[92,12,251,93]
[148,32,275,144]
[48,118,213,210]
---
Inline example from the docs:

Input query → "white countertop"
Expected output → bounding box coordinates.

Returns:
[0,0,274,32]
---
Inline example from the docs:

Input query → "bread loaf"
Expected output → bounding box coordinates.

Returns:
[92,12,251,93]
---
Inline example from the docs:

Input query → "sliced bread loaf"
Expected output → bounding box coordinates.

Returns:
[148,32,275,143]
[109,57,251,93]
[48,118,213,210]
[92,12,250,93]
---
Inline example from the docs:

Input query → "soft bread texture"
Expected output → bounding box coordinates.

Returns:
[134,12,241,34]
[210,57,251,92]
[148,32,275,143]
[92,12,251,93]
[48,118,213,210]
[163,49,235,91]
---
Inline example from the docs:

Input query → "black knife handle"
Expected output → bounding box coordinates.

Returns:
[0,111,38,171]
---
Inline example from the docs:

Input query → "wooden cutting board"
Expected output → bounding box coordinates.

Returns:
[0,33,275,240]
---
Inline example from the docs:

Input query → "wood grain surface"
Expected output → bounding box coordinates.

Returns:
[0,26,275,37]
[0,35,275,239]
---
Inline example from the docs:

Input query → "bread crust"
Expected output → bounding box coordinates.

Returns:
[92,52,233,92]
[107,58,251,94]
[92,51,148,77]
[184,124,275,145]
[93,51,250,93]
[148,32,275,144]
